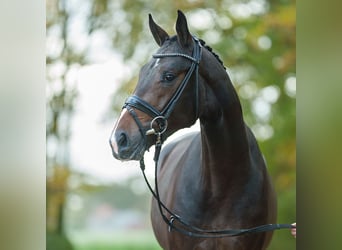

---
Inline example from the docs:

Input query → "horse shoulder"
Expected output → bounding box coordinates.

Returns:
[158,131,201,171]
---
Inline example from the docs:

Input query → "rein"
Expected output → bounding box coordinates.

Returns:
[124,37,295,237]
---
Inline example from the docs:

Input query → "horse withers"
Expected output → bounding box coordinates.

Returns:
[110,10,277,250]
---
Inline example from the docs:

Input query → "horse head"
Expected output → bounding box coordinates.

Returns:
[110,11,202,161]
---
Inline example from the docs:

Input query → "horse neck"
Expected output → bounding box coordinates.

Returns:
[198,50,251,196]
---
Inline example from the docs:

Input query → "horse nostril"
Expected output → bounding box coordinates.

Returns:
[118,132,129,148]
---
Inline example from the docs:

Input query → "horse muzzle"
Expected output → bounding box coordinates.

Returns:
[109,129,145,161]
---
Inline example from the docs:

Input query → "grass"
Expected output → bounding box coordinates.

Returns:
[69,230,162,250]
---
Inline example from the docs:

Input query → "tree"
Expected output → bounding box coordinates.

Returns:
[46,0,82,247]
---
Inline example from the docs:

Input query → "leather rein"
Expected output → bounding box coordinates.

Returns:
[123,37,295,237]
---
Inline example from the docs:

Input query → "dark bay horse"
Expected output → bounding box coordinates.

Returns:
[110,10,277,250]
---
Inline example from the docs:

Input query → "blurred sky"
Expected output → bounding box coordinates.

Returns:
[69,58,134,183]
[56,4,143,183]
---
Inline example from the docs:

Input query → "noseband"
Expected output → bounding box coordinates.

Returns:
[122,37,294,238]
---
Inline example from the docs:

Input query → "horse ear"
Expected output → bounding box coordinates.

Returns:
[176,10,192,48]
[149,14,169,47]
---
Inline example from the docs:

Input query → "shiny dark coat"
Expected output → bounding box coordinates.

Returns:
[110,11,277,250]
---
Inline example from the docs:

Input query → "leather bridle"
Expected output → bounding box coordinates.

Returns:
[122,36,295,237]
[123,36,202,147]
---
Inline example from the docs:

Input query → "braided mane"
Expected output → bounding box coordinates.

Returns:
[198,38,226,70]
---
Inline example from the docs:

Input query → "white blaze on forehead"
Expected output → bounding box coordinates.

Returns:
[110,108,128,154]
[153,58,160,68]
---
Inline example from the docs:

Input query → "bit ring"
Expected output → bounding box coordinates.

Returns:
[150,116,168,134]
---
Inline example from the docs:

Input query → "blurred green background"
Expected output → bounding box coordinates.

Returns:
[46,0,295,249]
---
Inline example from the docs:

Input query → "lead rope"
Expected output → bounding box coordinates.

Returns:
[139,132,295,238]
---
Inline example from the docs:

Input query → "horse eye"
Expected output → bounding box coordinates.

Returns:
[162,72,175,82]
